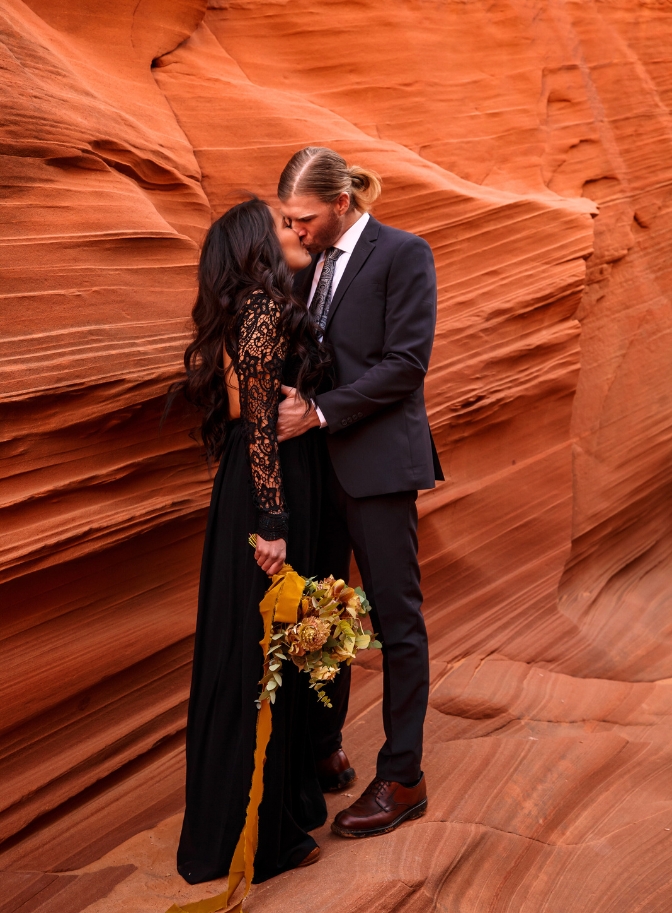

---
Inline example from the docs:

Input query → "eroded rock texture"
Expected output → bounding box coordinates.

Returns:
[1,1,672,910]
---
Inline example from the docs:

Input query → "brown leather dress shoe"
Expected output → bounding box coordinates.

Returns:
[316,748,356,792]
[331,774,427,838]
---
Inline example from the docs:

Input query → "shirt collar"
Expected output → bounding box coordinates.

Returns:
[334,211,370,255]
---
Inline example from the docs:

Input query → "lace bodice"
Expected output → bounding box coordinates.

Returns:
[234,291,289,541]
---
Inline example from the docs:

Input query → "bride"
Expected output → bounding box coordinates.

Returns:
[173,198,330,884]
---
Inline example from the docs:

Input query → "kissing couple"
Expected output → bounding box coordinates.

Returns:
[173,146,443,887]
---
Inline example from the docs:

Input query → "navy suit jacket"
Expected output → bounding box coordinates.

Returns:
[295,215,443,498]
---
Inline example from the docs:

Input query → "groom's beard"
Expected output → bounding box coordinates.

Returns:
[303,208,343,255]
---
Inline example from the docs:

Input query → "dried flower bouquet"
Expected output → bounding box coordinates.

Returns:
[249,536,381,707]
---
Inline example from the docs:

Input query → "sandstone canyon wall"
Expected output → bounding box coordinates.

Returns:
[2,1,672,910]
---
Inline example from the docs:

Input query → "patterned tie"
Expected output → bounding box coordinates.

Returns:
[310,247,344,332]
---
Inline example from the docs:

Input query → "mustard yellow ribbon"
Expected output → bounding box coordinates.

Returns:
[166,564,305,913]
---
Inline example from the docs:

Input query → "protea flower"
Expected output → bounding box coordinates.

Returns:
[298,617,331,652]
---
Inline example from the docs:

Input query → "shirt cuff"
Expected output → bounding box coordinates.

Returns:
[314,403,328,429]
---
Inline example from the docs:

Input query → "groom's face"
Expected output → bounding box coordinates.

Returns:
[280,192,350,255]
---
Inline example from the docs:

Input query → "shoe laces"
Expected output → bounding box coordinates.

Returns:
[363,777,392,797]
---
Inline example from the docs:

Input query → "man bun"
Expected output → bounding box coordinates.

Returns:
[347,164,382,211]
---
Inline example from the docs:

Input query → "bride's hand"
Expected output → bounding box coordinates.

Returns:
[277,385,321,442]
[255,534,286,576]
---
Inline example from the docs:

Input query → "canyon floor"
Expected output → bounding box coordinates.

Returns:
[6,650,672,913]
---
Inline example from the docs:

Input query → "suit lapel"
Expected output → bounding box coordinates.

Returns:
[324,216,380,333]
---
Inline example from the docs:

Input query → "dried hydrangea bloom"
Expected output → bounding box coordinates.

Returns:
[312,664,338,682]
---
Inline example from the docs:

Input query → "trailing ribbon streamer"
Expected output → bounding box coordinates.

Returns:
[165,564,305,913]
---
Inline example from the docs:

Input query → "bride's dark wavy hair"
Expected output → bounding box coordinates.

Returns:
[170,197,329,460]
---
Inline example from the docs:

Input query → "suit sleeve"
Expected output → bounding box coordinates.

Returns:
[315,235,437,432]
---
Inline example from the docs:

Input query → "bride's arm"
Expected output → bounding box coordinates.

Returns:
[236,292,289,571]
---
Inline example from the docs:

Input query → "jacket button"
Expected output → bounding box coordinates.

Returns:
[341,419,347,426]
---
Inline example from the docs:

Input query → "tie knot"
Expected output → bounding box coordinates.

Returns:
[325,246,344,262]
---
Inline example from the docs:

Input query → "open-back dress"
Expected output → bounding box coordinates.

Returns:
[177,290,327,885]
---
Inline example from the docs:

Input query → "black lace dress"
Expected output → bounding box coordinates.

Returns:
[177,291,327,885]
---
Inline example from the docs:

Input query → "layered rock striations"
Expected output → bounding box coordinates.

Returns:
[0,0,212,871]
[1,1,672,910]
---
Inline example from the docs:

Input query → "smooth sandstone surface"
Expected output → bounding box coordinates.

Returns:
[1,0,672,911]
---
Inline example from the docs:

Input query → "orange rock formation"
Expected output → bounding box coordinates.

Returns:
[2,0,672,910]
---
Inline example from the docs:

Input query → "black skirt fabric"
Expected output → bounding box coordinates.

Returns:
[177,422,327,885]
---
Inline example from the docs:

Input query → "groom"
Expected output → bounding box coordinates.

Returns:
[276,147,443,838]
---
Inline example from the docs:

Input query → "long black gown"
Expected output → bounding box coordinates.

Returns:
[177,290,327,885]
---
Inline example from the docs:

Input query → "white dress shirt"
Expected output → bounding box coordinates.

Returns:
[308,212,370,428]
[307,211,370,308]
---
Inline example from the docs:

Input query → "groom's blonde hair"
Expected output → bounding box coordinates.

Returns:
[278,147,382,212]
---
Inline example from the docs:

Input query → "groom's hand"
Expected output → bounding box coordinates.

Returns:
[277,385,321,442]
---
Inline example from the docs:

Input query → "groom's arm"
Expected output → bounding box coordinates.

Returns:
[316,235,437,432]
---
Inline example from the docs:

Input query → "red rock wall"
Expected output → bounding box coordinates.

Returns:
[2,0,672,906]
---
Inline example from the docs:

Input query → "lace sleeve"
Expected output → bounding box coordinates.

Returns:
[236,291,289,541]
